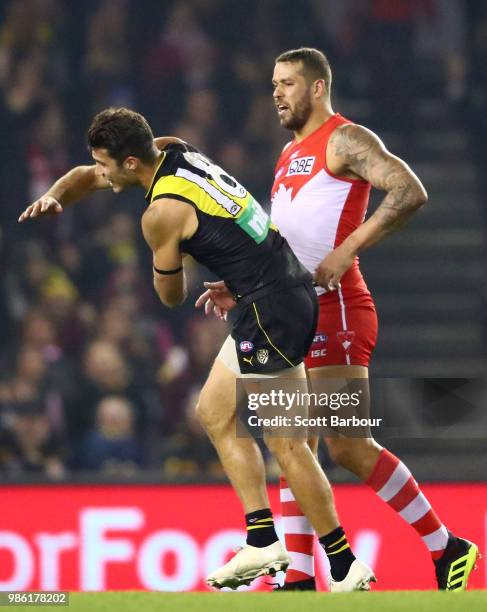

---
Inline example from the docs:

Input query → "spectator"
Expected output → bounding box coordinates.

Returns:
[6,405,65,478]
[66,340,158,449]
[83,0,134,111]
[0,344,65,478]
[73,395,143,474]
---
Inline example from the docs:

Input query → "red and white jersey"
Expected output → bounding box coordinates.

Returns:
[271,113,371,298]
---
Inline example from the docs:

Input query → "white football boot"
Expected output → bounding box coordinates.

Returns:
[329,559,376,592]
[207,541,290,590]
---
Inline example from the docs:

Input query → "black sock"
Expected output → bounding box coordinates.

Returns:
[245,508,278,548]
[319,526,356,581]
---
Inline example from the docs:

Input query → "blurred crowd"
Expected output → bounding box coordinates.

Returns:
[0,0,484,480]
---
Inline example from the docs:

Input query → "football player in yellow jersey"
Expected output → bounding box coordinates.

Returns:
[19,107,375,591]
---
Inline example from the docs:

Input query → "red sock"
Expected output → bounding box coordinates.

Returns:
[280,476,315,582]
[367,449,449,559]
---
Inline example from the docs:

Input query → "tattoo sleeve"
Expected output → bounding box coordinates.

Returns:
[331,125,427,240]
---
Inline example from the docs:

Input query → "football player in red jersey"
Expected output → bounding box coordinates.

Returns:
[197,47,478,592]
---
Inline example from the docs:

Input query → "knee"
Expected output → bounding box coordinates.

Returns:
[325,438,380,471]
[264,437,306,465]
[195,392,231,439]
[326,439,355,468]
[307,436,319,457]
[195,394,216,434]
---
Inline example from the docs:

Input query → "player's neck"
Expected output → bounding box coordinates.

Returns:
[138,150,165,191]
[293,105,334,142]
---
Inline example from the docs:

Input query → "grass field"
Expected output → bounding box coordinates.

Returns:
[61,591,487,612]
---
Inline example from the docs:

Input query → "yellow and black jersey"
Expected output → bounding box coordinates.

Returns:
[144,143,310,298]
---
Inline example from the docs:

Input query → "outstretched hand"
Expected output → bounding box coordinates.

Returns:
[18,196,63,222]
[195,280,235,321]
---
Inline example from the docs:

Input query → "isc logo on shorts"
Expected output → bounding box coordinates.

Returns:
[287,156,315,176]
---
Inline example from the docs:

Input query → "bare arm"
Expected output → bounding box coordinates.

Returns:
[330,124,428,251]
[153,136,187,151]
[18,165,109,222]
[315,124,427,289]
[141,198,188,308]
[19,136,183,222]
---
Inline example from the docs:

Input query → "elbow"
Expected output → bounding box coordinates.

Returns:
[413,185,428,210]
[161,294,185,309]
[154,283,186,308]
[153,272,186,308]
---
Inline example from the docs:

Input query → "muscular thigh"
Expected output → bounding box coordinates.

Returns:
[209,336,308,439]
[198,357,241,430]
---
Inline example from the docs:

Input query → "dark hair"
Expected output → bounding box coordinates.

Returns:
[87,107,156,165]
[275,47,332,93]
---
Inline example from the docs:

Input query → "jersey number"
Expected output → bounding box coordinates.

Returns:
[183,151,247,199]
[183,152,271,244]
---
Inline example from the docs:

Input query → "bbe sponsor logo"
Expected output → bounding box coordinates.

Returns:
[239,341,254,353]
[287,156,315,176]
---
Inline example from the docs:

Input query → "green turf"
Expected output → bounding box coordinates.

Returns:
[46,591,487,612]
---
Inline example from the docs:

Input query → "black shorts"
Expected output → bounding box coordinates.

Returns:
[231,282,318,374]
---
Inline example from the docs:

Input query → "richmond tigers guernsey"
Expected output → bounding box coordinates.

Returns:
[144,143,310,298]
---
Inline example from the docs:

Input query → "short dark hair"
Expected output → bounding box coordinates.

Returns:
[87,107,156,165]
[275,47,332,93]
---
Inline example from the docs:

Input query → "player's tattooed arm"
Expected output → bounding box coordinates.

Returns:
[141,198,189,308]
[314,125,427,290]
[330,124,428,250]
[18,166,109,222]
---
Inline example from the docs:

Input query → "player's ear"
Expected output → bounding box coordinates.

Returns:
[313,79,325,98]
[124,157,138,171]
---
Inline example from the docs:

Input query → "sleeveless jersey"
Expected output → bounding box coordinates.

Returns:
[271,113,371,298]
[145,144,310,297]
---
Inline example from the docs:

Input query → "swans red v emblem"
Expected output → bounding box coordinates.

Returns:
[337,331,355,352]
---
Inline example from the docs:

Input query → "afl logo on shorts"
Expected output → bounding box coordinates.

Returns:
[313,333,328,345]
[256,349,269,364]
[240,340,254,353]
[287,156,315,176]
